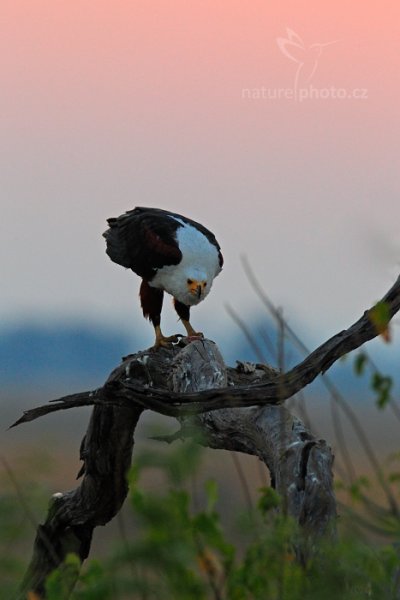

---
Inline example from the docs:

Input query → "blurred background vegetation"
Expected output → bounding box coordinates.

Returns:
[1,302,400,598]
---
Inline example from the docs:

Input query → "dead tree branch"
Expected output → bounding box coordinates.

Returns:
[18,359,144,599]
[15,274,400,597]
[12,273,400,427]
[19,340,336,598]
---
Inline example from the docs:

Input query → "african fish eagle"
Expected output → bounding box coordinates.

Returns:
[103,207,223,348]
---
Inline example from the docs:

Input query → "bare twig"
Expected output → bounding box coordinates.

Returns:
[225,303,267,363]
[240,257,400,515]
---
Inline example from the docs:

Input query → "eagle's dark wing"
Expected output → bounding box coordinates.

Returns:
[134,207,224,270]
[103,207,182,280]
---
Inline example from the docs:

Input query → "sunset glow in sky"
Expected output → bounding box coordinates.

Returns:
[1,1,400,350]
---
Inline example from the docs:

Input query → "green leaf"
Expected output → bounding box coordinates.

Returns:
[369,301,391,342]
[388,472,400,484]
[45,553,80,600]
[205,479,218,513]
[354,352,368,376]
[371,372,393,409]
[348,476,370,502]
[257,487,280,514]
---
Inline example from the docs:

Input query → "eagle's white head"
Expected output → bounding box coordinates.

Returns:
[149,218,221,305]
[178,269,212,306]
[151,263,213,306]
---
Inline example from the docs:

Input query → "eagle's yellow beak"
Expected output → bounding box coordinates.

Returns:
[187,279,207,299]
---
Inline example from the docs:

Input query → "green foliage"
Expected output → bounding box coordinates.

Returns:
[0,453,55,598]
[348,476,370,503]
[2,437,400,598]
[387,453,400,487]
[352,351,394,410]
[51,440,398,600]
[336,463,400,540]
[369,301,391,342]
[133,436,203,486]
[63,440,231,599]
[46,553,81,600]
[257,486,281,514]
[371,372,393,409]
[4,353,400,598]
[353,352,368,376]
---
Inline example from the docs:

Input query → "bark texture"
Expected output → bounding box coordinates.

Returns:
[15,271,400,597]
[19,339,336,598]
[12,272,400,427]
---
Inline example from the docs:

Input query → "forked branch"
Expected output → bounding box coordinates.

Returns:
[15,274,400,598]
[12,273,400,427]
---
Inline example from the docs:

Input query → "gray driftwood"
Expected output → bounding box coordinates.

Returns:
[163,342,336,562]
[12,273,400,427]
[15,273,400,597]
[19,339,336,598]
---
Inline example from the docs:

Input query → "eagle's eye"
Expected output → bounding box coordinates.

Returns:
[187,279,193,285]
[203,282,207,287]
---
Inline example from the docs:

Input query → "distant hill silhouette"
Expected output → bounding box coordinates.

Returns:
[0,317,281,390]
[0,322,140,390]
[0,318,397,397]
[1,318,399,471]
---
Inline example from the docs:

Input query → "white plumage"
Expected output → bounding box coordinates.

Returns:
[150,220,221,306]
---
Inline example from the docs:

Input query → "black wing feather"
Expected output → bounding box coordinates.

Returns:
[103,207,182,280]
[134,207,224,268]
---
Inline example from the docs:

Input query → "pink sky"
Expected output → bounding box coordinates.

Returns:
[1,1,400,349]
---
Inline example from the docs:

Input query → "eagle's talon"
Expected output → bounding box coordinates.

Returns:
[153,332,181,349]
[187,332,204,340]
[181,319,204,339]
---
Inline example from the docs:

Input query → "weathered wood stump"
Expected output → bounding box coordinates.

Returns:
[19,338,336,598]
[13,273,400,597]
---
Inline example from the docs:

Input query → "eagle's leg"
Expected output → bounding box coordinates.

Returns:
[140,280,180,348]
[174,299,204,339]
[153,325,180,348]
